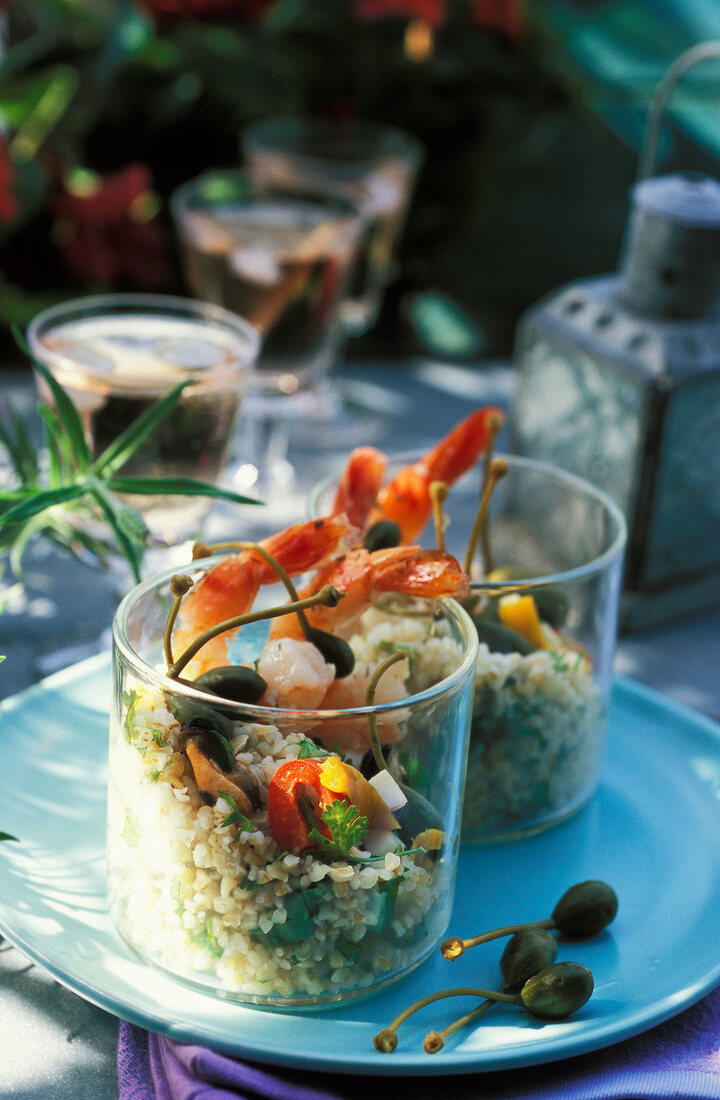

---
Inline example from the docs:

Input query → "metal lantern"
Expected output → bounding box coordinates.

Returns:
[511,44,720,630]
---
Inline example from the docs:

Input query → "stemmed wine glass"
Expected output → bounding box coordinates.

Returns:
[242,117,424,337]
[170,170,362,510]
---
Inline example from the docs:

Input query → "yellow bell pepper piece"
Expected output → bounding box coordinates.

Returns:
[319,757,399,832]
[498,593,547,649]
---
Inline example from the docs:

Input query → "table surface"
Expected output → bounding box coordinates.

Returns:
[1,359,719,1099]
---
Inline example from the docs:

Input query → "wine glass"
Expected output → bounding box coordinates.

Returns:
[27,292,260,554]
[242,117,424,336]
[170,170,362,510]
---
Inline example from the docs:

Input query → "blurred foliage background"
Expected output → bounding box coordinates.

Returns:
[0,0,715,361]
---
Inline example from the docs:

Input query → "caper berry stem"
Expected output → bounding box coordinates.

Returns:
[423,997,495,1053]
[442,881,618,960]
[479,412,505,573]
[365,651,407,773]
[463,456,508,578]
[427,929,558,1053]
[193,539,314,637]
[373,987,518,1053]
[167,584,343,679]
[429,480,449,553]
[442,918,555,959]
[164,574,195,669]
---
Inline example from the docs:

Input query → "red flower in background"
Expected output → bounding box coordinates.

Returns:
[470,0,525,39]
[0,136,18,221]
[138,0,273,20]
[51,163,171,291]
[354,0,447,28]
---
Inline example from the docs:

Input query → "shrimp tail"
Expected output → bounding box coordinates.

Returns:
[421,405,505,484]
[331,446,387,529]
[374,405,505,542]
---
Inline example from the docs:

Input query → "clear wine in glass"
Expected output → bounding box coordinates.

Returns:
[27,293,260,550]
[170,170,362,505]
[242,117,424,336]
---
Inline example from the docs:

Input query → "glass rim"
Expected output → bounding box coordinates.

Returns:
[26,291,262,375]
[242,116,425,170]
[113,553,480,721]
[309,449,628,591]
[170,168,363,225]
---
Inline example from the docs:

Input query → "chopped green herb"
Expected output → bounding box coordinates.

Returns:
[121,808,139,848]
[338,938,362,961]
[549,650,570,674]
[152,729,164,747]
[149,769,161,782]
[375,877,400,934]
[239,875,266,891]
[297,738,331,759]
[193,916,223,959]
[251,887,327,946]
[122,689,140,744]
[221,792,254,833]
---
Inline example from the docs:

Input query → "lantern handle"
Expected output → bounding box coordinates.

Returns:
[637,40,720,182]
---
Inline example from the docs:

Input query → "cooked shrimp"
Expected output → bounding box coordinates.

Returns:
[331,445,387,529]
[268,545,470,642]
[368,405,505,543]
[313,655,411,750]
[257,637,335,710]
[173,514,358,677]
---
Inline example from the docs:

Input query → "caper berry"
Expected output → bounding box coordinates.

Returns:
[359,743,391,779]
[193,666,268,705]
[363,520,402,552]
[472,617,537,656]
[552,880,619,938]
[305,627,355,678]
[520,961,594,1019]
[529,584,569,629]
[500,929,558,994]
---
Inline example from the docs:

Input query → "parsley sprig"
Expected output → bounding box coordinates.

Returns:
[307,799,370,862]
[0,329,262,583]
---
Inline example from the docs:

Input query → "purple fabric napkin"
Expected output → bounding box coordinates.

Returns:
[118,985,720,1100]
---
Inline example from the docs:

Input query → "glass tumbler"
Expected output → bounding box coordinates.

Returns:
[242,118,424,335]
[27,293,260,543]
[108,557,478,1006]
[311,452,627,844]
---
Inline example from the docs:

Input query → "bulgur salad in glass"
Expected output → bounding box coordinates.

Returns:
[108,523,478,1006]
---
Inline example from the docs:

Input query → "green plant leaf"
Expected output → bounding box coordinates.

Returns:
[107,475,263,506]
[12,325,90,471]
[38,402,74,483]
[0,484,87,525]
[0,831,18,843]
[0,405,38,484]
[86,477,142,583]
[90,380,189,476]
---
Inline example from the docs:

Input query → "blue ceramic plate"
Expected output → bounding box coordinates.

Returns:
[1,654,720,1076]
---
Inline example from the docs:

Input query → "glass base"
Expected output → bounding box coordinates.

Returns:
[461,788,596,846]
[112,916,438,1010]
